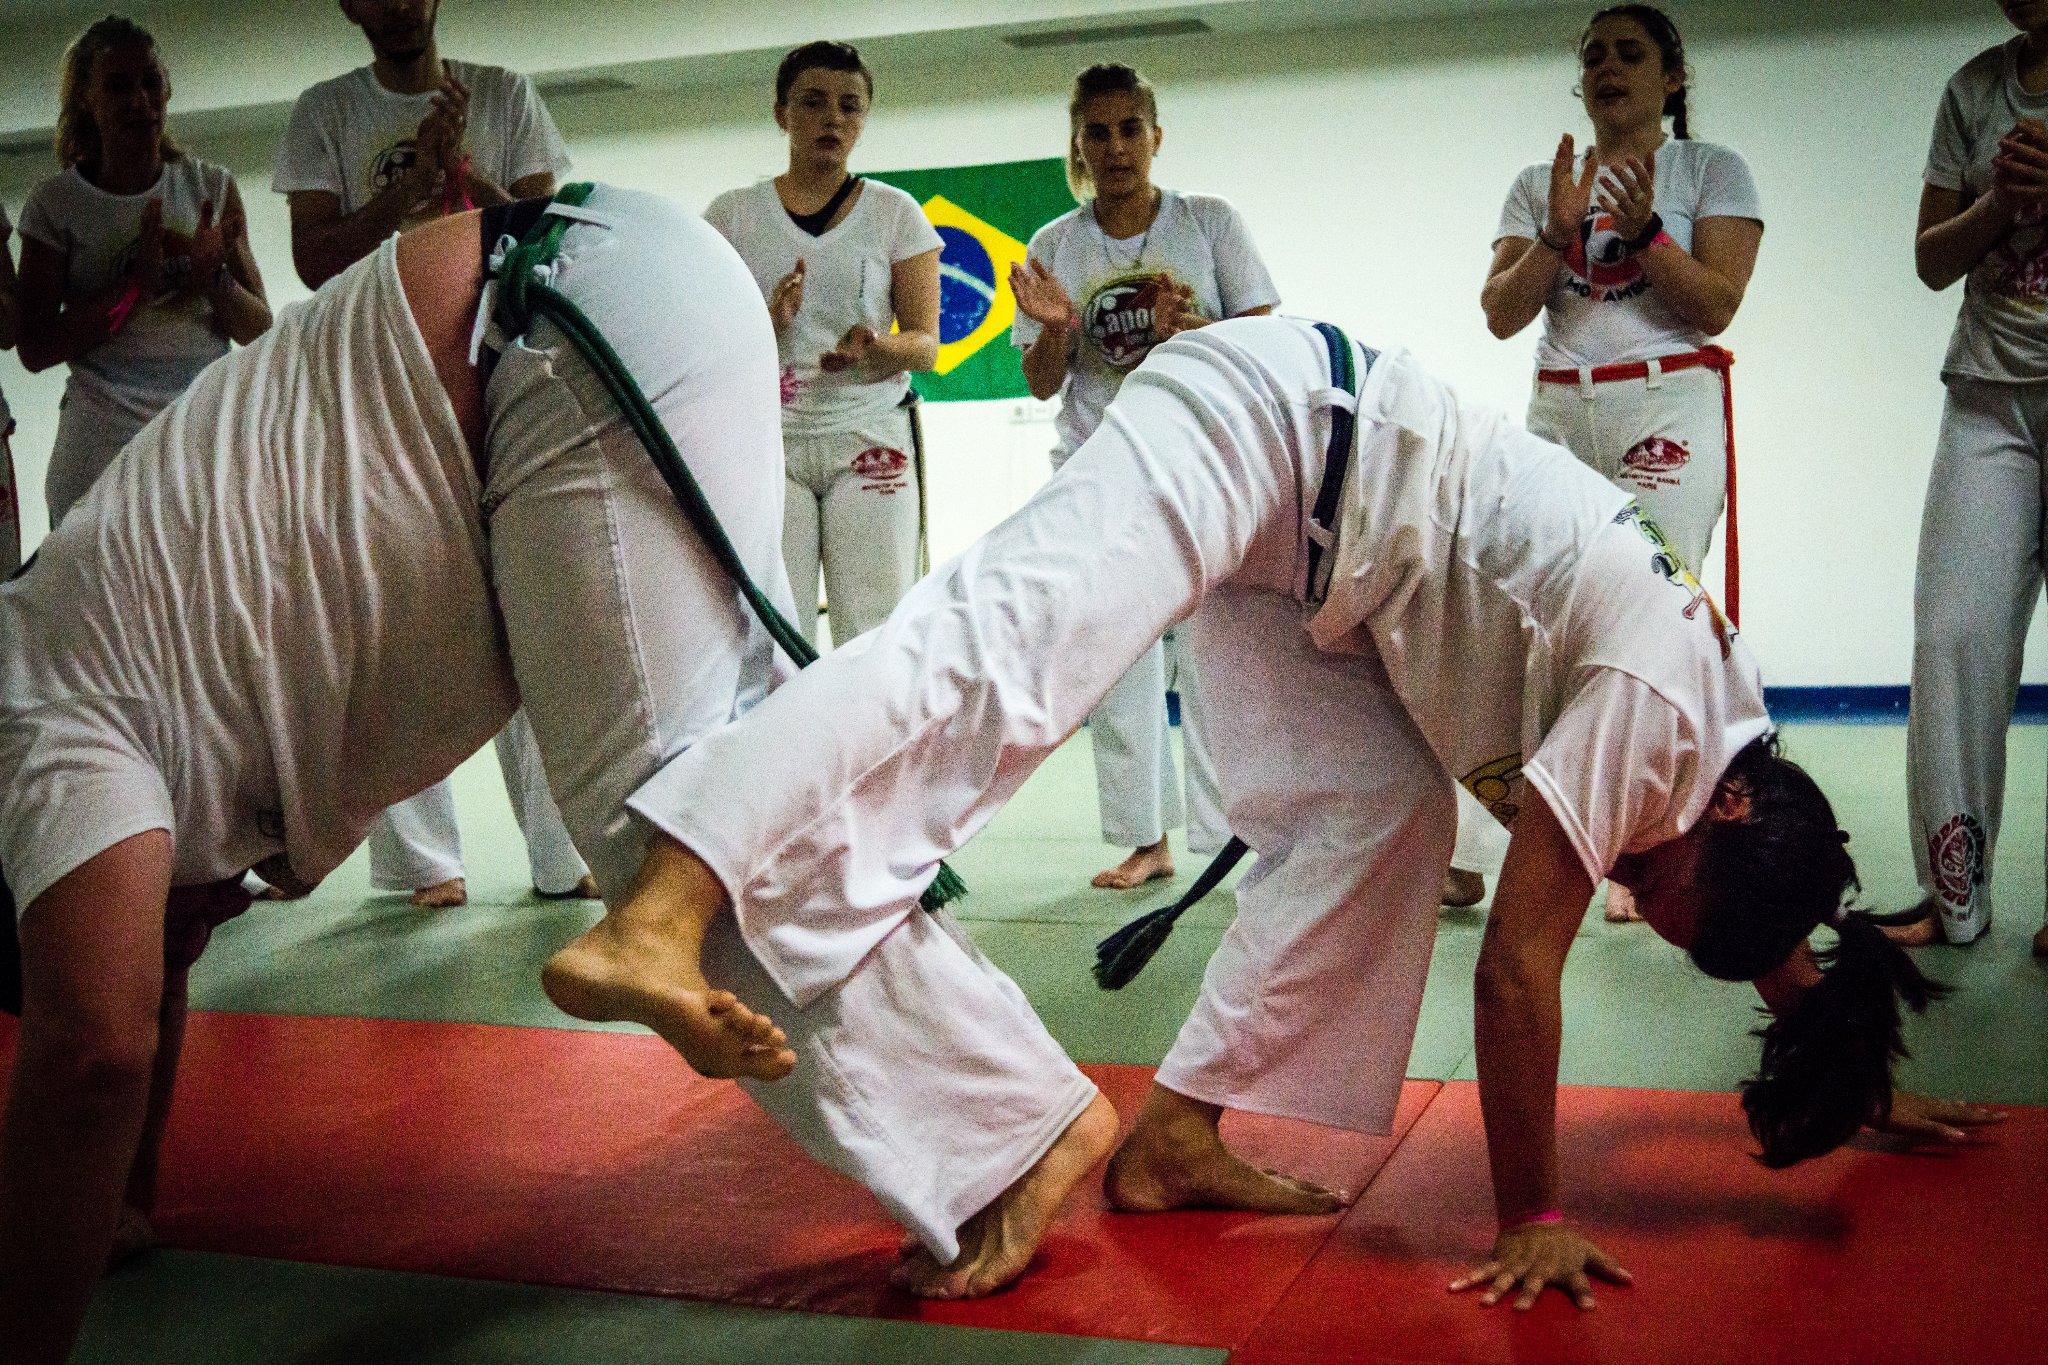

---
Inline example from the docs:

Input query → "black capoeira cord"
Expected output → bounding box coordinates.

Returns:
[1094,321,1368,989]
[491,184,966,911]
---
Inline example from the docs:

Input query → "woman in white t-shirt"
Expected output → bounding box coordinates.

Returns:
[1900,5,2048,955]
[0,206,21,576]
[1010,62,1280,891]
[1480,3,1761,920]
[16,16,270,528]
[705,41,940,649]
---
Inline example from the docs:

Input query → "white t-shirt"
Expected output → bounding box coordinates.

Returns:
[1925,38,2048,383]
[704,178,941,438]
[272,59,570,225]
[18,158,235,422]
[1495,140,1762,369]
[1013,190,1279,463]
[1309,347,1770,882]
[0,240,504,909]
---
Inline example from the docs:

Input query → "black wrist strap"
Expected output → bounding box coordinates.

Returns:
[1625,212,1666,255]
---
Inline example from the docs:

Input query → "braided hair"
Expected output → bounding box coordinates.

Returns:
[1688,735,1949,1167]
[1582,4,1691,138]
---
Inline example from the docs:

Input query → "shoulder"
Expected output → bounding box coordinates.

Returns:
[21,169,82,217]
[1945,42,2011,101]
[451,60,525,96]
[1027,205,1088,253]
[706,180,772,220]
[293,66,371,112]
[1669,139,1746,169]
[859,178,923,213]
[1171,189,1239,222]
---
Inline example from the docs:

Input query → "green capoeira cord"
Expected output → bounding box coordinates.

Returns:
[491,183,965,911]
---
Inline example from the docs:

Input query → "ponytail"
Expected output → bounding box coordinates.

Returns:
[1666,83,1689,140]
[1739,912,1949,1167]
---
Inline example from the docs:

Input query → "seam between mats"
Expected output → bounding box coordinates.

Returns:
[1223,1078,1456,1355]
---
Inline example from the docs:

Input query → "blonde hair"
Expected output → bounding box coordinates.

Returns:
[1065,63,1158,201]
[56,15,181,170]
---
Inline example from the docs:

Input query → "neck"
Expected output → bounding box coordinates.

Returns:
[2019,31,2048,93]
[1592,119,1667,163]
[372,43,443,96]
[91,139,162,195]
[1092,184,1159,238]
[779,158,850,199]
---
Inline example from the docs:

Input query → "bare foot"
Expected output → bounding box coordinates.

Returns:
[535,874,601,901]
[1603,883,1643,923]
[411,877,467,909]
[893,1091,1119,1299]
[1442,868,1485,908]
[1881,898,1944,948]
[1103,1083,1347,1215]
[1092,838,1174,890]
[541,839,795,1082]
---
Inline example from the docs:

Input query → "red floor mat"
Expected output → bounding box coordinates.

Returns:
[0,1011,1426,1347]
[1233,1080,2048,1365]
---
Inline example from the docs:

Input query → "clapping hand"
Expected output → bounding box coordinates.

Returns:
[769,259,806,333]
[1009,258,1077,332]
[820,321,876,374]
[1596,150,1657,244]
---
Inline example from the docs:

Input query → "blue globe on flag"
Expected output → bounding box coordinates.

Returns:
[936,224,996,345]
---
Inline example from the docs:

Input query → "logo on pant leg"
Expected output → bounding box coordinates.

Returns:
[1623,435,1691,474]
[1460,753,1525,825]
[851,446,909,493]
[1929,813,1986,909]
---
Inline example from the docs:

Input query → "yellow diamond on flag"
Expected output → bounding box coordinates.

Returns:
[921,194,1028,377]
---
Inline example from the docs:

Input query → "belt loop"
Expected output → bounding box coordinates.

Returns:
[1645,356,1664,390]
[1577,366,1595,400]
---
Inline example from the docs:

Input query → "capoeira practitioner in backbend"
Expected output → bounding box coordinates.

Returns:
[0,183,1104,1365]
[547,314,1999,1310]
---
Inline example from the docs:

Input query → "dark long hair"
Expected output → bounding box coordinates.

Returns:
[1688,735,1949,1167]
[774,40,873,109]
[1582,3,1691,139]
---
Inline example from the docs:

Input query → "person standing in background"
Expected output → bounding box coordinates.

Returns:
[0,206,21,577]
[15,16,270,530]
[1479,3,1762,919]
[705,40,941,649]
[1898,0,2048,957]
[1010,62,1278,891]
[275,0,589,908]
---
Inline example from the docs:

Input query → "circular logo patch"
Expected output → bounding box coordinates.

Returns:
[935,224,995,346]
[1929,813,1985,908]
[1623,436,1691,473]
[371,140,422,193]
[1083,274,1168,370]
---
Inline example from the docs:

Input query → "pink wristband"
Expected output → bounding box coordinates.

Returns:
[105,280,143,334]
[444,154,475,216]
[1502,1208,1564,1231]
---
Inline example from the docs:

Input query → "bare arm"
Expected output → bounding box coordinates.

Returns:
[824,246,940,381]
[1480,235,1559,340]
[14,233,144,373]
[1010,257,1077,401]
[198,181,271,345]
[288,182,424,290]
[1631,216,1763,335]
[0,831,174,1365]
[1452,788,1631,1311]
[1916,184,2014,291]
[0,234,17,351]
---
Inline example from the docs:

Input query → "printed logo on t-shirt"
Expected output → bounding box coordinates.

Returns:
[365,137,438,225]
[851,445,910,493]
[779,365,802,407]
[1614,503,1733,658]
[1563,210,1651,305]
[1928,812,1986,910]
[1083,271,1172,370]
[108,226,203,314]
[1461,753,1526,825]
[1985,202,2048,314]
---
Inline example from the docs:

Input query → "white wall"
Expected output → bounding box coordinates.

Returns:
[0,3,2022,684]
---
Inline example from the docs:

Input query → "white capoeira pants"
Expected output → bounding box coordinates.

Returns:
[1907,377,2048,942]
[366,714,589,895]
[632,318,1455,1162]
[782,405,920,647]
[1087,625,1228,855]
[46,387,153,528]
[1526,358,1729,575]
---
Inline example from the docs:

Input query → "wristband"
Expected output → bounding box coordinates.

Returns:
[1535,224,1570,253]
[444,153,476,216]
[1501,1208,1564,1231]
[1624,212,1667,256]
[105,280,144,334]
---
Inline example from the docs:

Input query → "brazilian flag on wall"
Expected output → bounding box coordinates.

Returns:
[866,157,1075,402]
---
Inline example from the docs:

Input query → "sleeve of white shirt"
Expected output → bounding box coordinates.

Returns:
[1695,144,1763,223]
[1923,70,1973,192]
[16,176,64,253]
[703,187,742,245]
[889,189,943,261]
[271,88,345,197]
[1204,199,1280,317]
[1521,669,1699,885]
[1494,165,1543,245]
[1010,222,1057,351]
[501,71,572,187]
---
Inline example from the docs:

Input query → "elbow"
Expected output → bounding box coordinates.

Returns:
[292,248,335,293]
[1479,291,1528,341]
[1483,308,1519,342]
[16,340,60,374]
[1697,306,1738,337]
[1914,257,1956,292]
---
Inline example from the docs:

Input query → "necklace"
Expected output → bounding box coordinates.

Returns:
[1094,190,1161,270]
